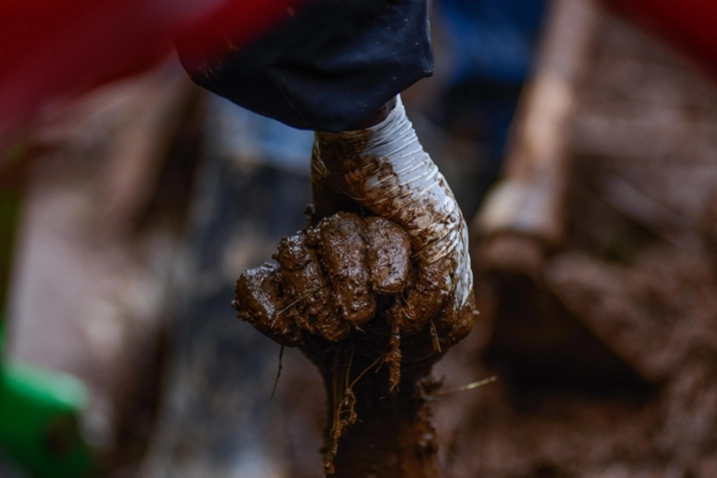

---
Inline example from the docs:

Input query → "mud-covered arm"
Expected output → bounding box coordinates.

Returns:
[235,93,475,383]
[311,95,474,341]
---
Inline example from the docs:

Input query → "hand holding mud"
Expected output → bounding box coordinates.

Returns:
[233,96,477,477]
[234,212,415,348]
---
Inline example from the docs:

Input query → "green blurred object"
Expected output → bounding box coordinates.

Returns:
[0,149,94,478]
[0,357,93,478]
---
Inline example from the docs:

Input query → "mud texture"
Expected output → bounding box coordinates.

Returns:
[435,12,717,478]
[311,98,475,342]
[234,211,475,476]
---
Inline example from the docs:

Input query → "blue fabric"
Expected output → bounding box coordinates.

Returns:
[440,0,547,84]
[435,0,547,163]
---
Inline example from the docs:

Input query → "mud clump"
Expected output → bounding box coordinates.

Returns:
[233,211,475,476]
[233,211,473,369]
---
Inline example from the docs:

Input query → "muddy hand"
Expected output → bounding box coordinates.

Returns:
[234,95,475,390]
[234,211,405,341]
[310,95,475,346]
[235,209,473,382]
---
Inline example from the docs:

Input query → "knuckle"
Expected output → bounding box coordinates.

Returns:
[365,216,411,295]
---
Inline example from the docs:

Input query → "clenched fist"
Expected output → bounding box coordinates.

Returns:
[233,211,474,387]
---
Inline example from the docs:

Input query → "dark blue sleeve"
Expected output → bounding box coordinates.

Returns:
[176,0,433,132]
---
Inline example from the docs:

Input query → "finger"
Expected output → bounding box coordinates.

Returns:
[399,259,451,335]
[401,216,474,335]
[274,232,349,342]
[365,216,411,295]
[233,262,303,347]
[317,212,375,328]
[432,287,476,351]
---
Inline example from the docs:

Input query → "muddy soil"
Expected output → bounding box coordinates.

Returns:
[432,12,717,478]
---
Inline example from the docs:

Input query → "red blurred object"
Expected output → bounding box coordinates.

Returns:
[2,0,716,141]
[604,0,717,78]
[0,0,306,138]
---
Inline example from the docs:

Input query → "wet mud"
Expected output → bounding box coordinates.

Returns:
[234,211,474,476]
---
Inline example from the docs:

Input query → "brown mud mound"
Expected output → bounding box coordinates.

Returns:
[440,247,717,477]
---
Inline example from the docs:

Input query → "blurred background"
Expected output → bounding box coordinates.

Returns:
[2,0,717,476]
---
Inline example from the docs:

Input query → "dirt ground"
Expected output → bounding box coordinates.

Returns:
[426,12,717,478]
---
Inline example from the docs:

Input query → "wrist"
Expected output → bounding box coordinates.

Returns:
[312,95,412,168]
